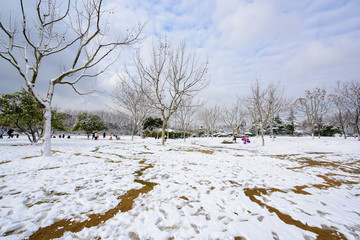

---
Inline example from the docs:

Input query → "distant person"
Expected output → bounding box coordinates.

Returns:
[7,129,14,138]
[62,134,65,138]
[94,132,99,140]
[242,137,250,144]
[103,132,106,138]
[0,127,4,139]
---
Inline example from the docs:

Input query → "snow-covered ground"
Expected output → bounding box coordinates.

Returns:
[0,135,359,240]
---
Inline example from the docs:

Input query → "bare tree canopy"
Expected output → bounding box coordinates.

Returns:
[265,81,291,141]
[222,101,246,136]
[200,105,221,138]
[240,80,270,146]
[112,74,150,141]
[330,80,360,140]
[128,38,209,145]
[0,0,143,156]
[176,96,204,141]
[296,88,329,138]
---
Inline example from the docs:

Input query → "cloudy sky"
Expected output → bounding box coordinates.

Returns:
[1,0,360,111]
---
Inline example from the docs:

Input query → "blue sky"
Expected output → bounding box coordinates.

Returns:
[1,0,360,110]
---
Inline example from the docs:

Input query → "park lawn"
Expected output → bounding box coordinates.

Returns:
[0,135,359,239]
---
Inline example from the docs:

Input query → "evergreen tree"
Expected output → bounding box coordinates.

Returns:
[73,113,107,139]
[285,109,296,135]
[0,89,68,143]
[142,117,163,131]
[273,115,285,135]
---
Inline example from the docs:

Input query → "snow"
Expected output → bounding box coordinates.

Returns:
[0,135,359,239]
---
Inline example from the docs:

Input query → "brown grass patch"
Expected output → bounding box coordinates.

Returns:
[91,147,100,153]
[312,175,359,190]
[105,160,122,163]
[109,153,127,159]
[39,167,60,171]
[243,187,346,240]
[0,161,11,165]
[270,154,300,160]
[272,154,360,177]
[169,147,214,155]
[27,162,157,240]
[51,150,63,154]
[22,155,41,159]
[185,148,214,155]
[180,196,189,201]
[292,185,312,195]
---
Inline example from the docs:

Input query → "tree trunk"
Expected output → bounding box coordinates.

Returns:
[42,103,52,157]
[131,118,137,141]
[311,125,315,139]
[270,120,274,141]
[182,129,186,142]
[355,109,360,141]
[260,123,265,146]
[161,121,166,145]
[339,112,347,139]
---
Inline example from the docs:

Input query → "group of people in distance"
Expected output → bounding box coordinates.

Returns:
[92,132,120,140]
[241,137,251,144]
[52,134,71,139]
[0,128,19,139]
[233,135,251,144]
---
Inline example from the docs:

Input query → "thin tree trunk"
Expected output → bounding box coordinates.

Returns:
[42,104,52,157]
[355,110,360,141]
[311,125,315,139]
[161,120,167,145]
[131,118,136,141]
[182,130,186,142]
[131,128,135,141]
[260,124,265,146]
[270,120,274,141]
[339,112,347,139]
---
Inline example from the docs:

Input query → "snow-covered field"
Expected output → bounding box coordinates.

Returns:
[0,135,359,240]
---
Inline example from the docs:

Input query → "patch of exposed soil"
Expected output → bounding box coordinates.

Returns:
[243,188,347,240]
[26,161,157,240]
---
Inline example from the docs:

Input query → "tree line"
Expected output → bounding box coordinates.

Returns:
[196,80,360,146]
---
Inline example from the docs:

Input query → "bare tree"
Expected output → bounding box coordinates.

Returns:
[334,81,360,140]
[265,82,291,141]
[200,105,222,138]
[176,97,203,142]
[222,101,246,136]
[329,82,350,139]
[112,75,150,141]
[129,39,209,145]
[0,0,143,156]
[296,88,329,138]
[241,80,270,146]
